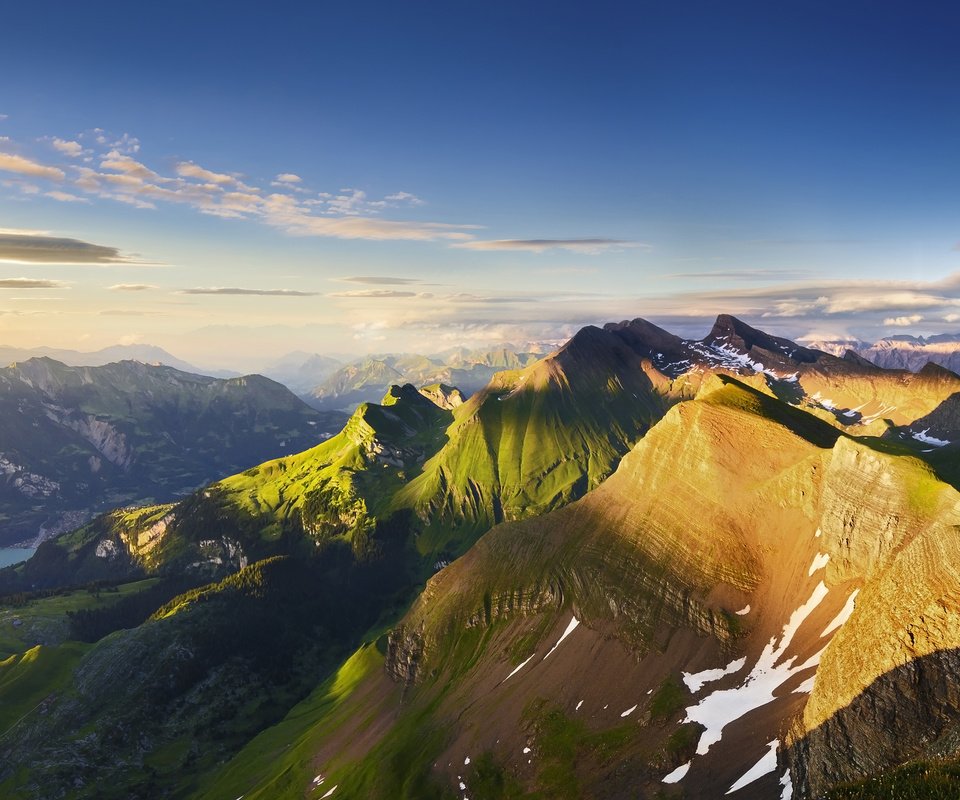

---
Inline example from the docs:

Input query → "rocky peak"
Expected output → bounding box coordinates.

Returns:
[704,314,821,364]
[604,317,688,357]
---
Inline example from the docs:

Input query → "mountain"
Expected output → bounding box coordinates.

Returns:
[258,351,343,395]
[305,348,542,412]
[0,358,346,547]
[807,332,960,374]
[203,375,960,800]
[4,315,960,798]
[0,343,234,377]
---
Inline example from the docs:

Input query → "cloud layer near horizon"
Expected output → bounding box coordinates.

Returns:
[0,231,137,264]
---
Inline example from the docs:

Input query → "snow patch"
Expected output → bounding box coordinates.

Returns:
[913,429,950,447]
[808,552,830,576]
[542,616,580,661]
[620,704,638,717]
[683,582,829,755]
[780,768,794,799]
[726,740,779,794]
[503,654,535,682]
[735,605,751,616]
[792,676,816,694]
[682,657,747,693]
[575,700,583,711]
[523,746,531,754]
[821,589,859,637]
[464,756,471,765]
[319,787,338,799]
[662,761,691,784]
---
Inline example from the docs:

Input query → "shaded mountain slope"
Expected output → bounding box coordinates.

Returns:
[0,357,345,546]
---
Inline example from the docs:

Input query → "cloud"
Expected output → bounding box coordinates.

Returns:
[446,292,528,303]
[0,232,137,264]
[51,139,84,157]
[667,269,815,281]
[455,238,643,254]
[384,191,425,205]
[944,313,960,323]
[0,152,65,181]
[108,283,157,291]
[176,161,236,185]
[328,289,418,298]
[337,276,423,285]
[0,130,635,252]
[98,309,166,316]
[180,287,318,296]
[884,314,924,326]
[0,277,65,289]
[45,190,89,203]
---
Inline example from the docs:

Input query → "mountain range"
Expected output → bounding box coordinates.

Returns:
[2,315,960,799]
[0,358,345,547]
[806,332,960,374]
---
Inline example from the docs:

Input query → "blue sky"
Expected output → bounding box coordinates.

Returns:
[1,1,959,368]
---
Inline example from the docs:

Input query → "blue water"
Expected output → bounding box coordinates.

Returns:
[0,547,35,569]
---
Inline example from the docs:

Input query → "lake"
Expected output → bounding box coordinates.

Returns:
[0,547,35,569]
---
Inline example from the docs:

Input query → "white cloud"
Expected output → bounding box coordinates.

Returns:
[944,313,960,323]
[108,283,157,291]
[45,190,89,203]
[274,173,302,184]
[385,191,425,205]
[52,138,85,157]
[884,314,924,326]
[176,161,236,185]
[0,152,65,181]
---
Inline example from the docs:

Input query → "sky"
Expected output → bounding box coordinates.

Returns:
[1,0,959,370]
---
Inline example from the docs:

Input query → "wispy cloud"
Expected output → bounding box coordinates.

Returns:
[45,190,89,203]
[108,283,157,291]
[180,287,318,296]
[98,309,166,316]
[455,238,644,254]
[0,277,65,289]
[337,276,423,285]
[0,152,65,181]
[0,130,633,252]
[328,289,419,298]
[667,268,816,281]
[0,232,140,265]
[384,191,424,205]
[175,161,237,185]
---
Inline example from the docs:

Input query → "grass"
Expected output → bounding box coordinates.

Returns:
[192,644,384,799]
[0,642,88,737]
[0,578,158,657]
[649,676,687,722]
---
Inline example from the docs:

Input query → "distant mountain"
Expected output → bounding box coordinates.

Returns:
[258,351,342,395]
[305,347,542,411]
[6,316,960,799]
[806,332,960,374]
[0,343,236,377]
[0,357,345,546]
